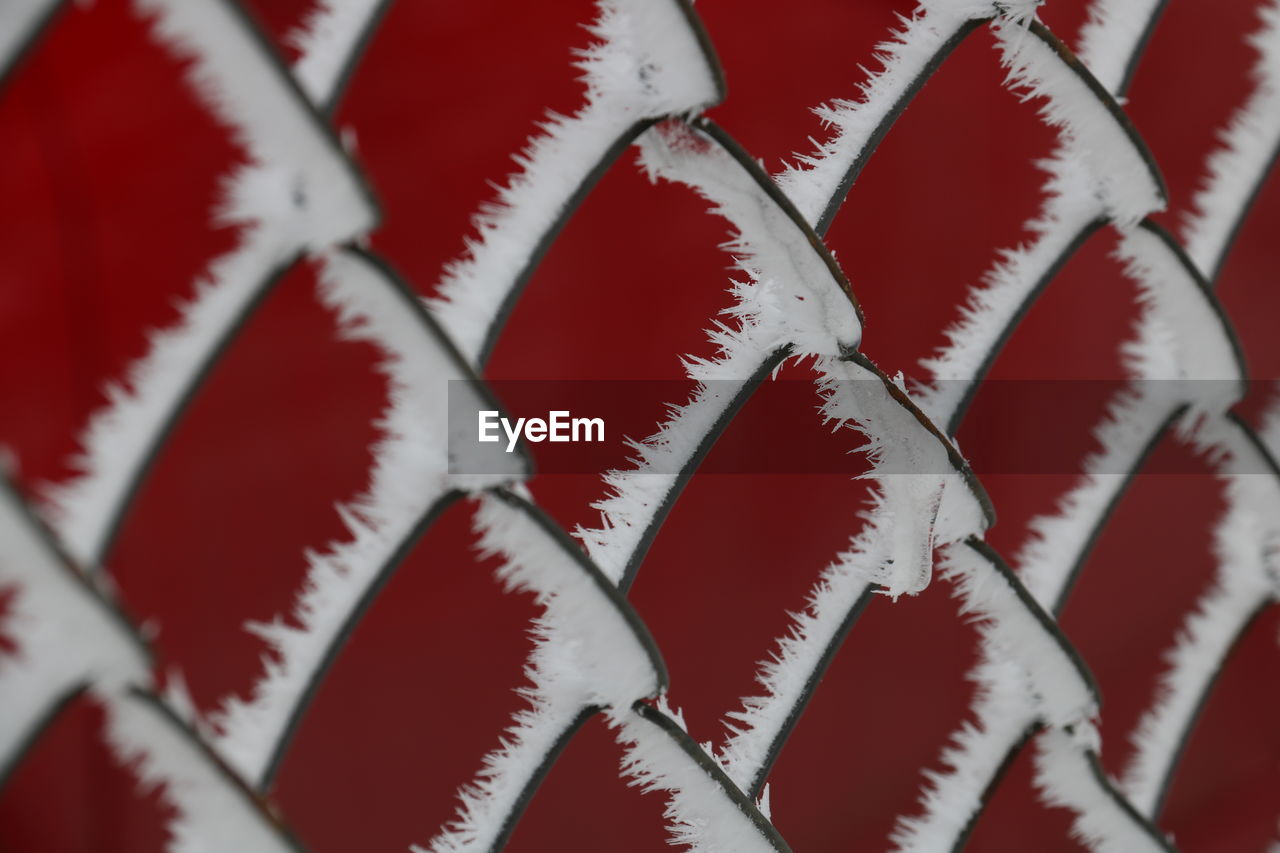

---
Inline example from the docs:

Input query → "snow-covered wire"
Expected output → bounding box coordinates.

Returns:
[887,0,1274,844]
[432,3,1173,843]
[428,0,725,366]
[1033,727,1175,853]
[776,0,996,232]
[100,688,306,853]
[0,0,64,89]
[1074,0,1169,97]
[1014,222,1245,608]
[432,31,1149,832]
[288,0,392,112]
[1181,0,1280,281]
[1105,3,1280,828]
[6,0,1276,848]
[41,0,379,571]
[475,488,666,712]
[0,479,149,783]
[210,248,527,790]
[426,108,863,849]
[686,22,1164,804]
[0,473,302,851]
[917,14,1168,431]
[419,488,668,852]
[616,701,791,852]
[889,539,1099,851]
[896,229,1246,851]
[719,10,1178,844]
[994,19,1165,229]
[574,117,869,586]
[713,356,993,798]
[1119,408,1280,818]
[2,0,421,845]
[1122,469,1276,819]
[430,49,995,844]
[7,0,486,805]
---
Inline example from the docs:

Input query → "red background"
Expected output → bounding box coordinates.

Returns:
[1,0,1278,850]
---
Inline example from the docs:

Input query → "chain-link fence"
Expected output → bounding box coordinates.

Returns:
[1,0,1277,850]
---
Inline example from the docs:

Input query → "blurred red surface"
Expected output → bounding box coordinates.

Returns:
[0,1,1277,851]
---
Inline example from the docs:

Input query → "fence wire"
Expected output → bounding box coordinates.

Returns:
[0,0,1277,851]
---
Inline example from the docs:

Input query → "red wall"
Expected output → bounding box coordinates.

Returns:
[1,1,1278,850]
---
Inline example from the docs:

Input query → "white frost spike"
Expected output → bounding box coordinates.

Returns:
[211,249,523,787]
[1034,728,1171,853]
[992,17,1164,227]
[99,690,300,853]
[617,701,785,852]
[0,483,149,775]
[473,489,664,712]
[431,0,722,364]
[161,669,204,731]
[637,121,861,357]
[1182,0,1280,277]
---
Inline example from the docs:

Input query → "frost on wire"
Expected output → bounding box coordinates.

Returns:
[2,0,1279,850]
